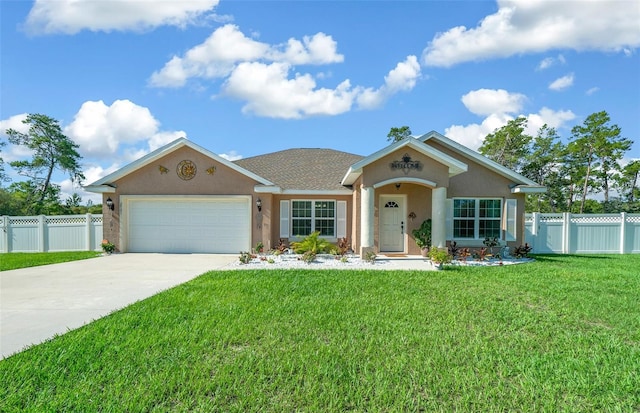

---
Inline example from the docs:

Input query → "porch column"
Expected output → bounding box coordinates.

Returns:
[360,185,374,250]
[432,187,447,248]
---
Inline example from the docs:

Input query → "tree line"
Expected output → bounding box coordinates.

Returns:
[477,111,637,214]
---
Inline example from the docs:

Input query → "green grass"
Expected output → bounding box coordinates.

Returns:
[0,251,102,271]
[1,255,639,412]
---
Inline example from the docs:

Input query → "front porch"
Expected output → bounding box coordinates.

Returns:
[359,180,448,257]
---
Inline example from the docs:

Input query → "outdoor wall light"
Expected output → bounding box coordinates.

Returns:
[106,197,114,211]
[395,183,402,190]
[256,198,262,212]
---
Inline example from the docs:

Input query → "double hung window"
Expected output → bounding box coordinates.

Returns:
[453,198,502,239]
[291,200,336,237]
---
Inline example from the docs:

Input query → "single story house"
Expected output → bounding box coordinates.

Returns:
[85,131,545,256]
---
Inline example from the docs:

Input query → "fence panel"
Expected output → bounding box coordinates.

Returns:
[525,213,640,254]
[0,214,103,253]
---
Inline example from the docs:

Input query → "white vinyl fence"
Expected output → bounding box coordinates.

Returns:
[0,214,103,253]
[525,212,640,254]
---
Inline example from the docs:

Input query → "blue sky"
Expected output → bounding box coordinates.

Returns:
[1,0,639,204]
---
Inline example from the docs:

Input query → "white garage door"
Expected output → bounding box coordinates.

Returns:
[127,197,251,253]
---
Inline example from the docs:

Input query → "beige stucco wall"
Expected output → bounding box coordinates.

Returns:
[428,140,527,247]
[361,147,450,188]
[271,194,353,251]
[102,146,263,251]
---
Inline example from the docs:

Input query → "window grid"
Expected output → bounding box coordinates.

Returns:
[291,200,336,237]
[453,198,502,239]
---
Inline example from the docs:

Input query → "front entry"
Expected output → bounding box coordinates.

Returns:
[380,195,406,252]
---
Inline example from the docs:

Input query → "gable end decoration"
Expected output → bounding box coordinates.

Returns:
[177,160,197,180]
[390,153,422,175]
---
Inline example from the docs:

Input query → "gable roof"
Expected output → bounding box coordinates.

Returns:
[235,148,364,193]
[84,137,273,193]
[418,130,544,190]
[341,137,468,186]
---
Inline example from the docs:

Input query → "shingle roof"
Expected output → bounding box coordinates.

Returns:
[234,148,364,191]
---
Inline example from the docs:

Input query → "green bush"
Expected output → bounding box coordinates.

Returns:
[291,231,333,254]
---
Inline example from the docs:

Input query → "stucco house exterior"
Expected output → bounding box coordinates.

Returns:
[85,131,545,256]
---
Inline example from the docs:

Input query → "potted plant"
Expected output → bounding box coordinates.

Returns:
[412,219,432,256]
[101,240,116,255]
[428,247,451,270]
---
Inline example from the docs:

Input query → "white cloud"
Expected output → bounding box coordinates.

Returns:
[460,88,526,116]
[423,0,640,67]
[64,99,185,164]
[357,56,421,109]
[536,54,566,70]
[151,24,416,118]
[149,24,343,88]
[221,62,356,119]
[25,0,219,35]
[445,89,576,150]
[586,87,600,96]
[0,113,35,162]
[525,107,576,134]
[149,24,270,88]
[549,73,574,91]
[445,113,512,151]
[219,151,243,161]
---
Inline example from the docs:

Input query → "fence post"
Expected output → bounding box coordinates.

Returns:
[562,212,571,254]
[531,212,540,251]
[1,216,8,253]
[38,215,46,252]
[620,212,627,254]
[85,213,92,251]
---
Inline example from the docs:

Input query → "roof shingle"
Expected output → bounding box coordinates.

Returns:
[234,148,364,191]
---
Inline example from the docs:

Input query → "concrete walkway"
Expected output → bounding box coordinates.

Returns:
[0,253,236,360]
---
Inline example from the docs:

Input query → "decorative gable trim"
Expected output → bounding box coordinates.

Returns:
[341,137,468,186]
[85,138,273,192]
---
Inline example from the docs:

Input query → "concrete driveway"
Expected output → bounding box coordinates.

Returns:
[0,253,236,360]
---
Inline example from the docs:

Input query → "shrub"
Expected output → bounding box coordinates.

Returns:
[514,243,533,258]
[412,219,432,250]
[291,232,333,254]
[428,247,452,265]
[363,250,377,263]
[301,250,316,263]
[101,241,116,254]
[238,251,252,264]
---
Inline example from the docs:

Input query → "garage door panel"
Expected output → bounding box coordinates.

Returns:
[127,198,250,253]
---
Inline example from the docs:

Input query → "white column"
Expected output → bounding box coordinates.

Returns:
[361,186,374,248]
[431,187,447,248]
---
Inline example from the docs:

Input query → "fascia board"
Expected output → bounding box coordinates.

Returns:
[83,185,116,194]
[511,185,547,194]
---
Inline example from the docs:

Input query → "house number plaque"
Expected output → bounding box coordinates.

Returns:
[177,160,197,180]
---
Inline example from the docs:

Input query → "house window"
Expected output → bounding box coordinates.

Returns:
[453,198,502,239]
[291,200,335,237]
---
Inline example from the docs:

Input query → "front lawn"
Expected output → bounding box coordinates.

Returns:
[1,255,639,411]
[0,251,102,271]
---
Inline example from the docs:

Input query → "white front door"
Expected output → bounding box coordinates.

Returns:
[380,195,405,252]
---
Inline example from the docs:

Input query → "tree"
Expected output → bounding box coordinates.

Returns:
[387,126,412,142]
[616,160,640,203]
[568,111,630,213]
[521,125,565,212]
[6,114,85,213]
[0,138,8,184]
[479,117,532,173]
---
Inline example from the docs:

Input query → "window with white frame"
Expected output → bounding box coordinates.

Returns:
[291,200,336,237]
[453,198,502,239]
